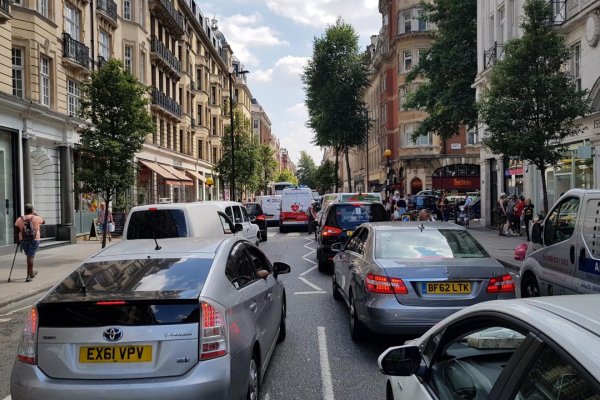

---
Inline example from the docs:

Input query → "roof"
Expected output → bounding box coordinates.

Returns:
[367,221,465,230]
[91,237,230,260]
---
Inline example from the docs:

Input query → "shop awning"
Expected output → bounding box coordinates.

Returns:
[139,160,181,185]
[185,169,206,183]
[159,164,193,186]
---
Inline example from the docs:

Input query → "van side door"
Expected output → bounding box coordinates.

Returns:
[534,196,580,295]
[575,197,600,293]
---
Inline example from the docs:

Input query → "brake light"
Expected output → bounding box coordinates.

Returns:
[17,307,38,364]
[96,301,127,306]
[256,214,266,221]
[366,273,408,295]
[148,207,158,211]
[486,274,515,293]
[200,302,228,360]
[322,226,343,237]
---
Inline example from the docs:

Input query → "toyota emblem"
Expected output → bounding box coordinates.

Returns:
[103,328,123,342]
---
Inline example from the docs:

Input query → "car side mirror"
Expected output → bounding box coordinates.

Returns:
[273,262,291,277]
[531,222,543,244]
[331,242,343,252]
[378,345,422,377]
[250,216,256,222]
[234,223,244,233]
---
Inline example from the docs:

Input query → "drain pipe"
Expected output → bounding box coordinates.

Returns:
[90,0,95,70]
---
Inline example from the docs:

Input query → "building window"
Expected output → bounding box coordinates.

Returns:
[99,30,111,60]
[139,50,145,83]
[570,43,581,91]
[403,12,412,33]
[380,103,386,123]
[124,45,133,73]
[417,9,427,31]
[403,50,412,72]
[404,124,431,147]
[12,48,24,98]
[198,140,204,159]
[211,86,216,104]
[212,147,218,164]
[64,3,80,41]
[399,86,407,110]
[67,79,80,115]
[253,118,259,130]
[38,0,48,17]
[467,126,478,145]
[417,48,428,65]
[212,116,217,136]
[123,0,131,20]
[40,56,50,107]
[138,0,144,28]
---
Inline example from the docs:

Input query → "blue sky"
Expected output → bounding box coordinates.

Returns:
[198,1,380,165]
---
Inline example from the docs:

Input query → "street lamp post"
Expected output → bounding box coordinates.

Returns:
[365,110,369,193]
[384,148,392,200]
[228,68,249,202]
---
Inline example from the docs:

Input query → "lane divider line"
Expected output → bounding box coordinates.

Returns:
[299,265,317,276]
[317,326,335,400]
[299,276,323,292]
[294,291,327,295]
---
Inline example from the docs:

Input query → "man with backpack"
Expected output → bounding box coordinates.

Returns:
[14,203,45,282]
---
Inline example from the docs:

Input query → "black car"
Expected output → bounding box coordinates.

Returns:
[245,202,268,242]
[316,201,388,272]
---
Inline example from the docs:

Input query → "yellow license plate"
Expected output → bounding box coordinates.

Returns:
[79,345,152,363]
[346,231,353,236]
[424,282,471,294]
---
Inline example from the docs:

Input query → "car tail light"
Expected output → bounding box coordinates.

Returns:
[17,307,38,365]
[256,214,266,221]
[487,274,515,293]
[322,226,343,237]
[366,273,408,295]
[200,301,228,360]
[96,300,127,306]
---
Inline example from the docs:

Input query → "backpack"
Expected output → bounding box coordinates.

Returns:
[21,216,36,241]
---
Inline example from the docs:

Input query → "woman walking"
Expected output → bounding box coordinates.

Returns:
[523,198,535,242]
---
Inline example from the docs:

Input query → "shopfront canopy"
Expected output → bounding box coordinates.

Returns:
[185,169,206,183]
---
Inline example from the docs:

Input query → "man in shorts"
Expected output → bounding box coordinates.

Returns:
[14,203,45,282]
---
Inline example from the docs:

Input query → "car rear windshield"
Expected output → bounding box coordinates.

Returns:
[126,209,187,239]
[326,204,388,230]
[245,204,262,216]
[376,229,489,259]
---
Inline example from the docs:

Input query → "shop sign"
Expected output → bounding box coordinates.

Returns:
[173,159,183,166]
[577,145,592,159]
[450,143,462,150]
[432,176,480,190]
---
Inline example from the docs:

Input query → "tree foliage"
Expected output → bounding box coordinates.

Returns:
[257,144,279,194]
[275,169,298,186]
[314,160,338,194]
[406,0,477,141]
[479,0,591,213]
[296,151,318,188]
[303,18,370,191]
[77,59,153,247]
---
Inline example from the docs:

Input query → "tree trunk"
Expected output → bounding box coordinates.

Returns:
[538,164,549,218]
[345,148,353,192]
[334,148,339,193]
[101,192,111,249]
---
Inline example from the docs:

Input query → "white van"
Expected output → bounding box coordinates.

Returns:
[256,195,282,226]
[280,187,313,232]
[522,189,600,297]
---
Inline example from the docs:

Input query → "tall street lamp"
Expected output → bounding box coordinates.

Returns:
[228,68,249,201]
[365,110,369,193]
[384,148,392,200]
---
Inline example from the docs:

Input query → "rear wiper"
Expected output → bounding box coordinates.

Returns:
[77,269,87,295]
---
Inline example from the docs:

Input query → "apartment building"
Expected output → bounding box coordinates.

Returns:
[251,98,272,145]
[475,0,600,225]
[0,0,268,254]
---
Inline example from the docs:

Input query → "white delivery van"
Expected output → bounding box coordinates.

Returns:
[280,187,313,232]
[256,195,282,226]
[521,189,600,297]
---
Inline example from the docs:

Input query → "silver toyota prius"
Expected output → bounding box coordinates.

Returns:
[331,222,515,340]
[11,236,290,400]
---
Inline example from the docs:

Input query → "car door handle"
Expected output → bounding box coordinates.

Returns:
[267,293,273,301]
[249,302,257,312]
[570,245,575,264]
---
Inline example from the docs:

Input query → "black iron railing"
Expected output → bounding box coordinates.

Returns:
[150,35,181,75]
[0,0,11,14]
[483,42,504,69]
[62,33,90,69]
[157,0,184,32]
[97,0,117,23]
[546,0,566,25]
[97,55,108,68]
[152,88,181,118]
[191,117,195,128]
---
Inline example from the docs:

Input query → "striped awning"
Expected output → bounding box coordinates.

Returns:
[139,160,180,185]
[159,164,193,186]
[185,169,206,183]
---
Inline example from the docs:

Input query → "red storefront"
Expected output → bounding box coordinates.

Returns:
[432,164,481,193]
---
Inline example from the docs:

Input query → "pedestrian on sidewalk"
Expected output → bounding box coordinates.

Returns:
[98,202,114,242]
[514,195,525,236]
[505,195,517,235]
[523,198,535,241]
[495,193,508,236]
[14,203,45,282]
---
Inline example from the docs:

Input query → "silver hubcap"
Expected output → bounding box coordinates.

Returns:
[248,358,258,400]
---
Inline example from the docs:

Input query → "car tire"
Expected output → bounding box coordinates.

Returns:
[332,276,342,301]
[247,353,260,400]
[262,230,268,242]
[521,274,541,298]
[277,301,286,343]
[279,225,286,233]
[318,253,330,273]
[349,292,366,342]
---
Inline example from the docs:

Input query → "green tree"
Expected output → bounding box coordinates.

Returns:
[77,59,153,248]
[479,0,591,213]
[303,18,370,192]
[314,159,338,194]
[257,144,279,194]
[405,0,477,143]
[216,110,260,201]
[275,169,298,186]
[296,151,318,188]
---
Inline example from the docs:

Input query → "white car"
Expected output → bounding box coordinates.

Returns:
[208,201,261,246]
[379,295,600,399]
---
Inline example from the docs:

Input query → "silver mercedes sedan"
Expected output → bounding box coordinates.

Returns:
[331,222,515,340]
[11,236,290,400]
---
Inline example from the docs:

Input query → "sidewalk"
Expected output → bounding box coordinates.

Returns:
[467,221,526,272]
[0,237,121,308]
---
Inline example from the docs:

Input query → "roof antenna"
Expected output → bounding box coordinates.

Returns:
[418,223,425,232]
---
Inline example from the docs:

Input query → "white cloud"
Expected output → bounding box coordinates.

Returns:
[251,55,309,83]
[276,103,323,164]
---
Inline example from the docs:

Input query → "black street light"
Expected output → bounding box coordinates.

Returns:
[384,148,392,199]
[228,68,249,201]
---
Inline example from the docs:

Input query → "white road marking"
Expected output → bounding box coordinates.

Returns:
[0,304,33,317]
[299,265,318,276]
[267,232,278,238]
[286,232,300,237]
[0,318,13,323]
[294,291,327,295]
[317,326,335,400]
[4,395,12,400]
[299,276,323,291]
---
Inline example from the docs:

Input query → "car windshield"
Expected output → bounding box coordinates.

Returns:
[329,204,387,230]
[376,229,489,259]
[126,209,187,239]
[245,204,261,215]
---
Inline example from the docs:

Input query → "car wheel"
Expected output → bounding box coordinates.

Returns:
[386,381,394,400]
[279,225,286,233]
[349,292,366,342]
[521,274,541,297]
[277,301,286,342]
[262,230,268,242]
[247,353,259,400]
[332,276,342,301]
[318,253,330,273]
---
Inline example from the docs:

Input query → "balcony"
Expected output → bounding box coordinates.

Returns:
[190,80,196,96]
[62,33,90,71]
[150,35,181,80]
[96,0,118,28]
[483,42,504,70]
[97,55,108,68]
[546,0,566,25]
[151,88,181,119]
[149,0,185,38]
[0,0,11,23]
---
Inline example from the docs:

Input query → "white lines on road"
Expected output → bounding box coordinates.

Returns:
[299,265,317,277]
[317,326,335,400]
[0,304,32,318]
[286,232,301,237]
[299,277,324,292]
[294,291,327,295]
[0,318,13,323]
